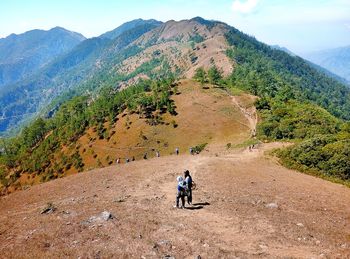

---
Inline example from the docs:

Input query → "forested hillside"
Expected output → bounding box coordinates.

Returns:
[0,21,161,134]
[0,78,177,193]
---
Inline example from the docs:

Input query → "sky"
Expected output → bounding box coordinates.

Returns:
[0,0,349,54]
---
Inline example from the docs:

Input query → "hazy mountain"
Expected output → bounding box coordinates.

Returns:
[0,27,85,87]
[99,19,162,40]
[304,46,350,82]
[271,45,295,56]
[0,21,162,134]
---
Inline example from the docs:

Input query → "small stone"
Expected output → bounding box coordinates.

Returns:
[315,240,321,245]
[162,255,175,259]
[100,211,113,221]
[195,256,201,259]
[296,223,304,227]
[265,203,278,209]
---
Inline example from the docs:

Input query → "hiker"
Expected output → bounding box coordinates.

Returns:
[156,151,160,157]
[189,147,193,155]
[143,153,148,159]
[184,170,193,205]
[126,158,129,163]
[174,176,186,209]
[175,147,179,155]
[116,157,120,164]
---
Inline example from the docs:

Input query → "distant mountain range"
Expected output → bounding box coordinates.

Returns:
[0,27,85,88]
[303,46,350,82]
[0,17,350,135]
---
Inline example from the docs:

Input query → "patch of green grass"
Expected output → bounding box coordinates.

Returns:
[193,143,208,154]
[228,87,244,96]
[233,138,260,148]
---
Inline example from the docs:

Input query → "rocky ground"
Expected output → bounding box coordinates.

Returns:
[1,143,349,258]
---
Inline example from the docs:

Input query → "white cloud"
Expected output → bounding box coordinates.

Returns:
[232,0,259,14]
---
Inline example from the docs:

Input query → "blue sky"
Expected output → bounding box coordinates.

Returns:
[0,0,349,54]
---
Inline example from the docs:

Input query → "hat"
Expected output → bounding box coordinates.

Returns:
[177,176,183,182]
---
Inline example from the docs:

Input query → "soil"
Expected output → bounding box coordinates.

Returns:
[1,142,350,258]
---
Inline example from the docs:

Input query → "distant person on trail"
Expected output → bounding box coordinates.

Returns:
[184,170,193,205]
[143,153,148,159]
[175,147,179,155]
[174,176,186,209]
[189,147,193,155]
[116,158,120,164]
[132,156,135,161]
[156,151,160,157]
[126,158,129,163]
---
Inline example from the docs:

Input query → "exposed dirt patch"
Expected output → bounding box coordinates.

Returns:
[1,144,350,258]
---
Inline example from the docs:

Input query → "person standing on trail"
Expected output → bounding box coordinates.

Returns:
[184,170,193,205]
[156,151,160,157]
[174,176,186,209]
[143,153,147,159]
[132,156,135,161]
[116,158,120,164]
[189,147,193,155]
[175,147,179,155]
[126,158,129,163]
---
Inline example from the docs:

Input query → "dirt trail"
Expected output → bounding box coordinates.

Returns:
[1,144,350,258]
[231,94,258,133]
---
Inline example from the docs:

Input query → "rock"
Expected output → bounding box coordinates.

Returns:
[296,223,304,227]
[315,240,321,245]
[158,240,171,245]
[265,203,278,209]
[162,255,175,259]
[82,211,115,225]
[100,211,113,221]
[195,256,201,259]
[40,202,56,214]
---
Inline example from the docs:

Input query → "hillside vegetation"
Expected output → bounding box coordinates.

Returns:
[0,27,85,88]
[0,17,350,192]
[0,79,248,194]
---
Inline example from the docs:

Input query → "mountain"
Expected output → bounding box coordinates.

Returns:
[99,18,163,40]
[0,20,162,134]
[271,45,295,56]
[0,17,350,136]
[304,45,350,82]
[0,27,85,88]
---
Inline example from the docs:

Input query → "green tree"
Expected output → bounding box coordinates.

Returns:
[208,65,222,85]
[193,67,206,85]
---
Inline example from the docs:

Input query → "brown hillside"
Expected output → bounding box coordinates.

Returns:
[118,19,233,81]
[12,80,250,192]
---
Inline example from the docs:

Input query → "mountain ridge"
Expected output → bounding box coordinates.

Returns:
[0,26,86,88]
[0,17,350,136]
[303,45,350,82]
